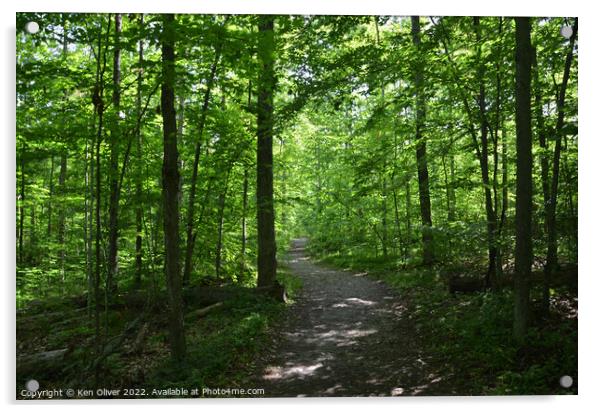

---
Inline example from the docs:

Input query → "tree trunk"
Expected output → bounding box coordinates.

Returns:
[57,15,69,285]
[47,156,54,237]
[513,17,533,343]
[449,154,456,221]
[473,17,498,289]
[107,13,122,294]
[57,152,67,284]
[161,13,186,361]
[215,174,229,279]
[86,124,94,315]
[18,152,25,266]
[93,14,111,379]
[411,16,435,266]
[256,15,282,300]
[405,177,411,254]
[240,167,248,276]
[442,154,452,222]
[240,81,252,277]
[182,23,225,286]
[543,18,577,313]
[375,17,388,258]
[134,14,145,289]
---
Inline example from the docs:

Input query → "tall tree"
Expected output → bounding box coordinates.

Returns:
[256,15,284,299]
[107,13,122,294]
[134,14,145,289]
[92,13,111,382]
[57,15,69,286]
[541,18,578,312]
[182,18,227,286]
[161,13,186,361]
[411,16,435,265]
[513,16,533,342]
[473,16,499,288]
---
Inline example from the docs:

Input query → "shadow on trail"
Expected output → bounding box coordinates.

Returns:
[255,238,447,397]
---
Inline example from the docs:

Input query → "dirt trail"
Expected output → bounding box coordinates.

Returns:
[255,238,444,397]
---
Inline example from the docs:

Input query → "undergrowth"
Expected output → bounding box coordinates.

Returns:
[313,249,577,395]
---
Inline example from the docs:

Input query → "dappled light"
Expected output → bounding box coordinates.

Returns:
[257,239,445,396]
[15,11,577,399]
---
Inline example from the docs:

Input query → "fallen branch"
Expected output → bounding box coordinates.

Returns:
[17,348,69,375]
[186,302,223,319]
[89,315,145,371]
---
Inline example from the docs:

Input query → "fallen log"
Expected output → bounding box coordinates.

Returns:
[87,317,143,374]
[17,307,88,324]
[186,302,223,319]
[255,283,287,302]
[17,348,69,375]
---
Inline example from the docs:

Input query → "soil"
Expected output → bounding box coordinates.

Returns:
[254,238,448,397]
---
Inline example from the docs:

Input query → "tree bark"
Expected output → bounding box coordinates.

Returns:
[240,167,249,276]
[18,151,25,266]
[473,16,498,289]
[543,18,577,312]
[182,19,226,286]
[57,152,67,284]
[134,14,145,289]
[107,13,122,294]
[513,17,533,343]
[57,18,69,285]
[215,169,231,279]
[161,13,186,361]
[47,156,54,237]
[411,16,435,266]
[256,15,282,300]
[93,13,112,382]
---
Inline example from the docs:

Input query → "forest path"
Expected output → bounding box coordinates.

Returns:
[254,238,444,397]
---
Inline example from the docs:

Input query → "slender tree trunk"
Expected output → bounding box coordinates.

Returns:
[473,17,498,289]
[442,154,452,221]
[391,132,404,258]
[86,121,94,315]
[240,81,252,277]
[215,171,230,279]
[182,24,226,286]
[513,17,533,342]
[256,15,283,300]
[161,13,186,361]
[240,167,249,276]
[57,151,67,285]
[492,18,505,287]
[502,123,509,222]
[374,17,388,258]
[543,18,577,312]
[93,14,109,382]
[392,186,404,258]
[405,177,411,255]
[106,13,122,294]
[134,14,145,289]
[449,154,456,221]
[18,153,25,266]
[411,16,434,265]
[57,15,69,286]
[29,204,36,251]
[47,156,54,237]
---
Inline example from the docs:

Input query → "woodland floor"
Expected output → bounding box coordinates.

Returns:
[254,238,451,397]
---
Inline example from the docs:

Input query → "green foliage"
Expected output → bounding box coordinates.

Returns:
[16,13,577,396]
[316,248,577,395]
[148,293,285,391]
